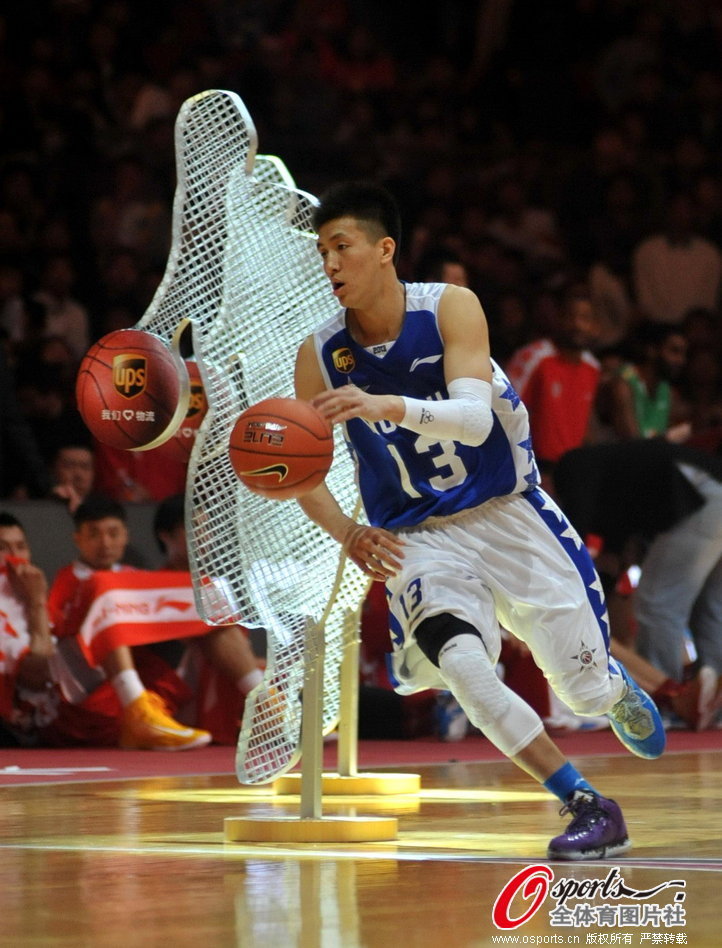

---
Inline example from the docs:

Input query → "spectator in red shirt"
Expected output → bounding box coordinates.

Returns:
[507,279,601,482]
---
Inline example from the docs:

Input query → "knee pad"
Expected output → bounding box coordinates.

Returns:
[439,636,543,757]
[415,612,482,667]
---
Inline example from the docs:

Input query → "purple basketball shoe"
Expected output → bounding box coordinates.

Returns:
[547,791,632,861]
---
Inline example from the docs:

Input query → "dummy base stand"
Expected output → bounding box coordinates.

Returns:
[273,620,420,798]
[224,621,398,843]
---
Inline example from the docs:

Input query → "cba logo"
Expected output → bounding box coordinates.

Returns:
[113,355,146,399]
[332,347,355,373]
[186,382,206,418]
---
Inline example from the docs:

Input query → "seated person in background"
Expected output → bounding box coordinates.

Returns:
[152,493,268,744]
[50,441,97,513]
[416,246,469,288]
[50,495,268,746]
[0,511,208,749]
[593,322,691,443]
[554,439,722,730]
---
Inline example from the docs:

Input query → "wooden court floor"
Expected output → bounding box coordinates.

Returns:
[1,741,721,947]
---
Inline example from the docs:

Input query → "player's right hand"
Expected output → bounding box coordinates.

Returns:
[341,523,405,580]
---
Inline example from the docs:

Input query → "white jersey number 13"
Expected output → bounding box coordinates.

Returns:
[387,436,468,498]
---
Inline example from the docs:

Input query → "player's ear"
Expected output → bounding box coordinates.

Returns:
[379,237,395,263]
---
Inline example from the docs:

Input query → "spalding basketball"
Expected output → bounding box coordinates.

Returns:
[75,329,188,451]
[229,397,333,500]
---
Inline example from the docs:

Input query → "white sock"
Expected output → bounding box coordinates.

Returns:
[112,669,145,707]
[238,668,264,695]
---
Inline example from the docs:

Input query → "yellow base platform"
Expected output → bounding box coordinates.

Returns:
[224,815,398,843]
[273,772,421,796]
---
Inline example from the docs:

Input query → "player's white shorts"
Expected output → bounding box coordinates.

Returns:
[386,487,621,713]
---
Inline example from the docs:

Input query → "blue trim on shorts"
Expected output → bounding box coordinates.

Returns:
[384,590,405,688]
[522,487,611,654]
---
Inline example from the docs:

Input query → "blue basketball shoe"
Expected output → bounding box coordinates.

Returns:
[548,791,631,861]
[607,663,666,759]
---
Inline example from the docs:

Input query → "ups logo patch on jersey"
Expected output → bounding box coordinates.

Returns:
[332,347,355,373]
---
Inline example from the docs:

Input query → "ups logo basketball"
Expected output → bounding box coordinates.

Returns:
[113,354,147,399]
[332,347,355,373]
[186,382,206,418]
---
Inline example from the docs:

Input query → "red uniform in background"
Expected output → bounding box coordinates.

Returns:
[507,338,600,464]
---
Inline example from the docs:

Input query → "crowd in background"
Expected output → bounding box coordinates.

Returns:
[2,0,722,739]
[2,0,722,497]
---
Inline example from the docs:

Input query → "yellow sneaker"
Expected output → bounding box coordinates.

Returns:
[120,691,212,751]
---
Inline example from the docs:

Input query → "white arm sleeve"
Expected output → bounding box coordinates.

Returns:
[399,377,493,445]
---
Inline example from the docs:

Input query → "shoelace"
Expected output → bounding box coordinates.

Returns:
[612,687,653,737]
[558,792,599,824]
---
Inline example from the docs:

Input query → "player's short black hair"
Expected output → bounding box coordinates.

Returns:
[312,181,402,262]
[153,493,185,552]
[73,495,127,528]
[0,511,23,530]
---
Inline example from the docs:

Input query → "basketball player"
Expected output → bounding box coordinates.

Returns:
[294,181,666,860]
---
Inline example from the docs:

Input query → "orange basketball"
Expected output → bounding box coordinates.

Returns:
[229,397,333,500]
[162,359,208,462]
[75,329,187,450]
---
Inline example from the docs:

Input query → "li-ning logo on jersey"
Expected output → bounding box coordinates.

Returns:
[332,347,355,373]
[409,353,442,372]
[113,354,147,399]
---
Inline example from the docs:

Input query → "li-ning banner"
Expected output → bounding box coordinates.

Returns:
[71,570,210,665]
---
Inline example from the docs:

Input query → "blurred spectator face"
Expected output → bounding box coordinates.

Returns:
[53,447,95,499]
[666,193,697,238]
[73,516,128,570]
[0,210,25,253]
[439,261,468,287]
[497,179,525,216]
[158,523,189,570]
[0,524,31,563]
[683,307,720,352]
[102,249,140,295]
[40,335,76,368]
[497,293,527,333]
[41,255,76,297]
[657,332,687,380]
[685,347,718,388]
[0,262,23,299]
[555,294,599,351]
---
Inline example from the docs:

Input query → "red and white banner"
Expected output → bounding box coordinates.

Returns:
[74,571,209,666]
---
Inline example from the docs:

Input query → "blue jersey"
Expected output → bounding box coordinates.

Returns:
[312,282,539,529]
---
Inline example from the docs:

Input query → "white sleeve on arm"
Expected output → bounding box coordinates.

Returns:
[399,377,493,445]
